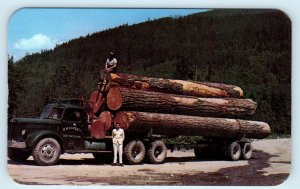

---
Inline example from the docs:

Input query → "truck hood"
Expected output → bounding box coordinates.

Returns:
[11,118,61,125]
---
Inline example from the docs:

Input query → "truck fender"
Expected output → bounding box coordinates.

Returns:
[26,130,64,152]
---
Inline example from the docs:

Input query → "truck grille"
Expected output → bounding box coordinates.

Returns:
[8,122,24,142]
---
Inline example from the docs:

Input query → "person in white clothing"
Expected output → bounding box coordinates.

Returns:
[112,123,125,166]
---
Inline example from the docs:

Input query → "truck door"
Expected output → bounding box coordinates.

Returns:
[62,108,85,151]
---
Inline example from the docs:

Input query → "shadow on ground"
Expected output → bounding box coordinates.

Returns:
[162,150,290,186]
[80,150,290,186]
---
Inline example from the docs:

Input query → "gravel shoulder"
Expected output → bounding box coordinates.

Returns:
[7,138,291,185]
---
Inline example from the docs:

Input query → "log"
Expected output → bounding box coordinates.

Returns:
[106,87,122,111]
[91,111,112,139]
[89,90,105,115]
[113,111,270,139]
[106,87,256,118]
[110,73,243,98]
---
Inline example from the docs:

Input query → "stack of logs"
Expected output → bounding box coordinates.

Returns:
[89,73,270,139]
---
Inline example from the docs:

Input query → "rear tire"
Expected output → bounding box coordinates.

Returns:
[147,140,167,164]
[8,148,30,162]
[241,143,252,160]
[226,142,241,161]
[32,138,61,166]
[124,140,146,164]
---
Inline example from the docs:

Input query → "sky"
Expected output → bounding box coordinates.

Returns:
[8,8,207,61]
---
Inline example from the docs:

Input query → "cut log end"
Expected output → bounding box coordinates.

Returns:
[101,111,112,131]
[110,73,121,81]
[107,87,122,111]
[233,86,244,97]
[113,111,130,130]
[91,118,104,139]
[91,111,112,139]
[89,90,104,114]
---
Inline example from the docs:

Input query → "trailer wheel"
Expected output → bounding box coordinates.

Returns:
[32,138,61,166]
[242,143,252,160]
[227,142,241,161]
[124,140,146,164]
[8,148,30,162]
[147,140,167,164]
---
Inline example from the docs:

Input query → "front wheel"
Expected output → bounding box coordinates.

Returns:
[124,140,146,164]
[32,138,61,166]
[8,148,30,162]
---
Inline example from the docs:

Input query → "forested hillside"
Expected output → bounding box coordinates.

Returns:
[8,9,291,135]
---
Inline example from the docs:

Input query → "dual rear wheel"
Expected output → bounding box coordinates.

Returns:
[226,142,252,161]
[123,140,167,165]
[194,141,253,161]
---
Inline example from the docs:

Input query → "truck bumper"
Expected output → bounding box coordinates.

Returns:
[8,141,26,149]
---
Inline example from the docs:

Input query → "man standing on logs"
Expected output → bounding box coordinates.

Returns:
[112,123,125,166]
[98,52,118,92]
[105,52,118,74]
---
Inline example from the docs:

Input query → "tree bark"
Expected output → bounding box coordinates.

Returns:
[106,87,256,118]
[110,73,243,98]
[113,111,270,139]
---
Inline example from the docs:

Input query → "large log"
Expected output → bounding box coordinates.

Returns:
[113,111,270,139]
[89,90,105,115]
[106,87,256,118]
[91,111,112,139]
[110,73,243,98]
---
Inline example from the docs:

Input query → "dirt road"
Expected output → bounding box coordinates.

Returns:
[7,138,291,186]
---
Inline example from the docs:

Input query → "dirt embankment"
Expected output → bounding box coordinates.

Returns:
[7,138,291,185]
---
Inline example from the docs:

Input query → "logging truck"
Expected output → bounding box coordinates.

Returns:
[7,73,271,166]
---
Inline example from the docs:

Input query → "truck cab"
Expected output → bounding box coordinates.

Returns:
[7,99,98,165]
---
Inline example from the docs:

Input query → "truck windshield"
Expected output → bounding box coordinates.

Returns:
[40,106,64,120]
